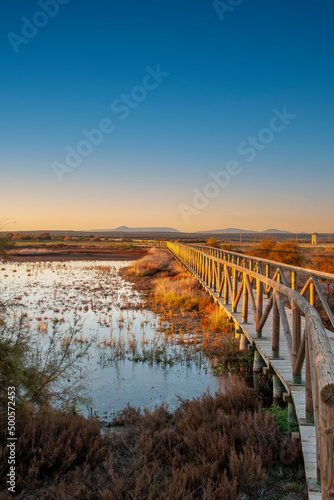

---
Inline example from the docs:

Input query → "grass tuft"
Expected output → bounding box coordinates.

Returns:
[126,248,182,277]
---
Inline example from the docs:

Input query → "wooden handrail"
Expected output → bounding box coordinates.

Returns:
[168,241,334,499]
[191,244,334,331]
[193,243,334,280]
[168,242,334,397]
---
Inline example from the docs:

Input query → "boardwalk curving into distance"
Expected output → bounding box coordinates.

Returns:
[167,242,334,500]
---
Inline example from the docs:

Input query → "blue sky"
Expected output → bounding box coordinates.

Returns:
[1,0,334,231]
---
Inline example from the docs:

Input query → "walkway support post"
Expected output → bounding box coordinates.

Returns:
[273,374,284,399]
[253,349,265,372]
[239,331,250,350]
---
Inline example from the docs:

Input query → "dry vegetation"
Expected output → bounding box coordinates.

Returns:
[206,237,221,248]
[0,387,305,499]
[127,248,180,277]
[311,247,334,274]
[216,237,334,275]
[237,239,334,330]
[153,276,205,311]
[248,239,305,267]
[124,249,251,368]
[0,247,308,499]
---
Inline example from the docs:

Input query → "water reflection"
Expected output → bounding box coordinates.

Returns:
[1,260,248,419]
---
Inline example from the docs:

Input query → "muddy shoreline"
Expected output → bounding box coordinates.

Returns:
[7,245,148,262]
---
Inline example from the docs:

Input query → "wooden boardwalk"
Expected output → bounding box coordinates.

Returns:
[167,243,334,500]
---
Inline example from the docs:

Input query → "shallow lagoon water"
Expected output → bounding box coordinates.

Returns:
[0,260,246,419]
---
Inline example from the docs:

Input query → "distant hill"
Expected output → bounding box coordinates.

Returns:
[89,226,296,235]
[197,228,258,234]
[197,228,293,234]
[90,226,180,233]
[262,229,292,234]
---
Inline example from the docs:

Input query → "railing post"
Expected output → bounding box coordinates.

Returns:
[218,262,223,298]
[310,280,315,307]
[291,271,296,290]
[256,279,263,338]
[265,264,270,298]
[272,291,280,358]
[208,258,211,287]
[232,267,237,313]
[292,300,302,384]
[208,257,211,286]
[224,264,229,305]
[305,323,314,423]
[242,275,248,323]
[212,261,216,291]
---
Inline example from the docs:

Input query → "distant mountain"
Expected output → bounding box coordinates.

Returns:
[91,226,180,233]
[197,228,258,234]
[262,229,292,234]
[90,226,294,235]
[197,227,294,235]
[115,226,180,233]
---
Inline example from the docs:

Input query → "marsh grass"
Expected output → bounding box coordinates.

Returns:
[203,306,235,333]
[153,275,206,310]
[126,248,182,277]
[124,249,254,371]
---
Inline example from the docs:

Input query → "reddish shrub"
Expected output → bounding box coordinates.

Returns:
[0,387,302,499]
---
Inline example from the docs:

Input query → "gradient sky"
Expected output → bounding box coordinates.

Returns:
[1,0,334,232]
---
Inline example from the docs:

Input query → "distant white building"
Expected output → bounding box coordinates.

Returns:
[311,232,319,245]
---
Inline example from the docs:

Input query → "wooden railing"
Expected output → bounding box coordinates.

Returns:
[133,239,167,248]
[167,242,334,499]
[194,244,334,332]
